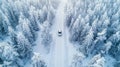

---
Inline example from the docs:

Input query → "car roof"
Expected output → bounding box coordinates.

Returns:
[58,30,62,31]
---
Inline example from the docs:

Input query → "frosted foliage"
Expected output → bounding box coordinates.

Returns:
[31,52,46,67]
[66,0,120,67]
[0,0,56,66]
[0,42,18,66]
[0,0,120,67]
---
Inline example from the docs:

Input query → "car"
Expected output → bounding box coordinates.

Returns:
[58,30,62,36]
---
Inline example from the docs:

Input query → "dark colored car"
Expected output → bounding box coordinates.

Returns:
[58,30,62,36]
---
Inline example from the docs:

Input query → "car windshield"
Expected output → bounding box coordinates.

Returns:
[58,31,61,33]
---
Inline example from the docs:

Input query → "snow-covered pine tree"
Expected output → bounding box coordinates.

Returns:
[0,42,18,67]
[31,52,47,67]
[0,0,57,66]
[66,0,120,66]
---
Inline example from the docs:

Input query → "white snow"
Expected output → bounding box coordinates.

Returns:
[33,0,78,67]
[49,0,68,67]
[49,0,78,67]
[104,55,116,67]
[0,65,2,67]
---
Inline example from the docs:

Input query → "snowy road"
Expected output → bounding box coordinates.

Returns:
[50,1,67,67]
[48,0,77,67]
[34,0,78,67]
